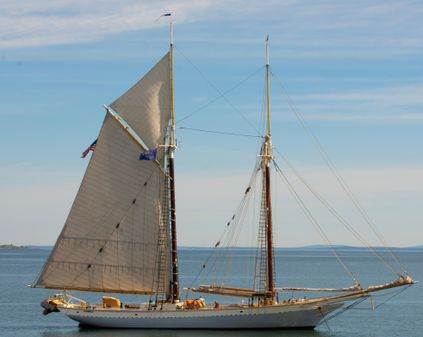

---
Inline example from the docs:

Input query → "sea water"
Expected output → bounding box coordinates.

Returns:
[0,247,422,337]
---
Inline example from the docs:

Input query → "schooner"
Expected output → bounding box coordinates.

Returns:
[33,23,414,329]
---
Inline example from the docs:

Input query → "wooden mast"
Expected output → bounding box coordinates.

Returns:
[264,36,274,298]
[169,20,180,302]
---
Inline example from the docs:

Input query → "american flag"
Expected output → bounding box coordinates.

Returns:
[81,139,97,158]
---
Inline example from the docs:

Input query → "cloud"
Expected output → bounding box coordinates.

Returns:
[0,0,214,48]
[290,112,423,122]
[2,163,422,246]
[299,85,423,106]
[1,0,423,60]
[269,84,423,122]
[0,179,79,245]
[175,165,423,247]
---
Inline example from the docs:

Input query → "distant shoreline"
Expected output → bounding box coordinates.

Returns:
[13,244,423,251]
[178,245,423,251]
[0,244,27,249]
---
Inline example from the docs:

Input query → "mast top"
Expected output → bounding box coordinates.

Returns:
[265,35,271,141]
[265,35,270,67]
[167,14,176,137]
[170,19,174,47]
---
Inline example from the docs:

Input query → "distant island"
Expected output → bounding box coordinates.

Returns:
[179,245,423,251]
[8,244,423,251]
[0,244,27,249]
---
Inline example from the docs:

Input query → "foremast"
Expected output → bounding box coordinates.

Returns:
[168,20,180,303]
[263,36,275,300]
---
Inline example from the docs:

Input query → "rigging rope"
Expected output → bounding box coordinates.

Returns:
[272,160,358,282]
[271,71,407,276]
[188,158,261,288]
[177,126,263,138]
[175,46,263,135]
[273,150,400,277]
[319,284,412,328]
[373,284,412,309]
[209,159,261,285]
[317,297,369,326]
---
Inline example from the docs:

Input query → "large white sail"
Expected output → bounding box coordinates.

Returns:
[110,52,171,151]
[34,54,172,295]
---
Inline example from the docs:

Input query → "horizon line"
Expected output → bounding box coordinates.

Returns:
[5,244,422,250]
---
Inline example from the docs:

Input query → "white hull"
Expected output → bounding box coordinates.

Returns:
[48,277,413,329]
[59,302,343,329]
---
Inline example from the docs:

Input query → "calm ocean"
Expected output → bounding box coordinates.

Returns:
[0,247,421,337]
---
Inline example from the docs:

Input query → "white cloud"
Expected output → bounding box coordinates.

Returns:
[300,85,423,106]
[0,181,79,245]
[1,0,423,59]
[1,161,422,246]
[175,165,423,247]
[268,84,423,122]
[292,112,423,122]
[0,0,215,48]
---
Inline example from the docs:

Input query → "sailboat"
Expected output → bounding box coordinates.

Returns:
[33,24,414,329]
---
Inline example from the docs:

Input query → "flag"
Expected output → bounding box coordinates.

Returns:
[81,139,97,158]
[155,13,171,21]
[139,148,158,161]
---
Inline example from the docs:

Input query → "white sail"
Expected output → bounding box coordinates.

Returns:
[110,52,171,151]
[34,54,172,295]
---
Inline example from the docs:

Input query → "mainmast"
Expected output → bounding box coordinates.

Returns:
[168,20,180,303]
[263,36,274,298]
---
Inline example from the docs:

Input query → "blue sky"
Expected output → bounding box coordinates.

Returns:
[1,0,422,247]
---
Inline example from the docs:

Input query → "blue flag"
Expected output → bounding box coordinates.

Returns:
[139,148,157,161]
[155,13,171,22]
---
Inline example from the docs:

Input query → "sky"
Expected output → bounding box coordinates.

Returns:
[1,0,422,247]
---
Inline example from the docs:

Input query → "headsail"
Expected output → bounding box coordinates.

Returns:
[34,54,172,296]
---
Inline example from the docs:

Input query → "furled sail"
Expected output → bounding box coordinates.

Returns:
[34,54,172,295]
